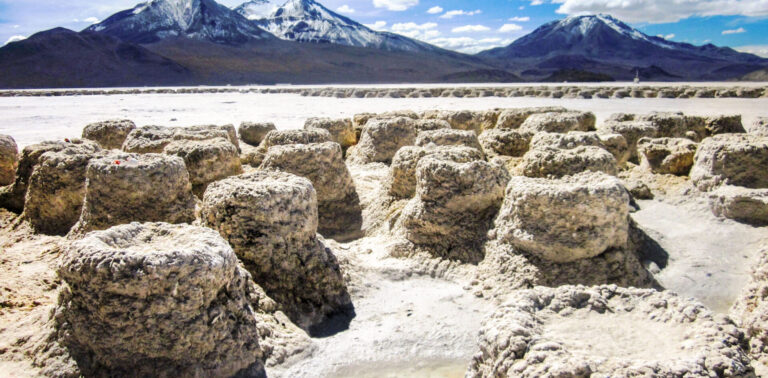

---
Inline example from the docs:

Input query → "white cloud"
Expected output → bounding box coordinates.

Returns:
[552,0,768,23]
[499,23,523,32]
[722,27,746,35]
[509,16,530,22]
[391,22,440,39]
[372,0,419,11]
[336,5,355,13]
[736,45,768,57]
[427,6,443,14]
[4,35,26,46]
[440,9,482,19]
[656,33,675,40]
[84,16,100,23]
[427,36,514,53]
[530,0,544,5]
[364,21,388,31]
[452,24,491,33]
[391,22,438,31]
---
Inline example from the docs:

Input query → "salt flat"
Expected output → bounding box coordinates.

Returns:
[1,90,767,148]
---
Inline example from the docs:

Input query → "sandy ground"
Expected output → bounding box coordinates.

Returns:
[0,92,767,376]
[0,92,766,149]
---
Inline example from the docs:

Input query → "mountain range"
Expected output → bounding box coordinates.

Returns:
[0,0,766,88]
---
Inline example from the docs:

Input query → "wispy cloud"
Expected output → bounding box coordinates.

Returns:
[364,21,388,31]
[336,5,355,14]
[440,9,482,19]
[508,16,530,22]
[722,27,746,35]
[736,45,768,57]
[372,0,419,12]
[3,35,26,46]
[552,0,768,23]
[452,24,491,33]
[427,6,443,14]
[499,23,523,32]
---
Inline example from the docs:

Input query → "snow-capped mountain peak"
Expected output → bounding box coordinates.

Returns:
[234,0,282,20]
[86,0,273,45]
[556,14,675,49]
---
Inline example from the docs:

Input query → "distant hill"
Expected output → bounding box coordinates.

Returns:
[0,28,190,88]
[478,14,768,81]
[740,68,768,81]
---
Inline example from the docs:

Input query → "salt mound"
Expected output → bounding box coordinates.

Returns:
[468,285,753,377]
[0,134,19,186]
[81,119,136,149]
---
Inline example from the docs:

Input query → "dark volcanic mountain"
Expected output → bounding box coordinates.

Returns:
[0,28,190,88]
[235,0,443,53]
[85,0,274,45]
[479,14,768,81]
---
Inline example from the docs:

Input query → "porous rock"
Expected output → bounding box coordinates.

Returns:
[468,285,753,377]
[598,119,658,162]
[529,131,605,150]
[637,137,698,176]
[71,152,196,234]
[55,222,265,377]
[238,122,276,146]
[387,145,485,199]
[24,143,103,235]
[346,117,417,165]
[478,129,533,158]
[709,185,768,226]
[163,137,242,196]
[519,111,596,133]
[495,107,567,129]
[243,128,332,167]
[521,146,618,178]
[598,133,631,166]
[415,129,482,151]
[201,171,352,331]
[81,119,136,149]
[0,134,19,186]
[690,134,768,191]
[260,142,363,241]
[422,110,498,133]
[747,117,768,137]
[398,157,509,263]
[731,248,768,373]
[122,125,236,153]
[0,139,99,214]
[304,117,357,149]
[494,172,630,263]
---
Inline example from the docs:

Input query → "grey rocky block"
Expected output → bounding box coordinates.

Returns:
[493,172,630,263]
[81,119,136,149]
[637,137,698,176]
[122,125,238,153]
[399,157,509,263]
[260,142,363,241]
[415,129,483,151]
[201,171,352,332]
[421,110,499,133]
[521,146,618,178]
[495,107,568,129]
[709,185,768,226]
[346,117,417,165]
[70,152,196,235]
[244,128,332,167]
[55,222,265,377]
[690,134,768,191]
[164,137,242,197]
[468,285,753,377]
[529,131,605,150]
[387,145,485,199]
[0,134,19,186]
[238,122,276,146]
[478,129,533,158]
[747,117,768,137]
[519,111,596,133]
[0,139,99,214]
[731,247,768,373]
[304,117,357,150]
[598,119,658,162]
[23,142,103,235]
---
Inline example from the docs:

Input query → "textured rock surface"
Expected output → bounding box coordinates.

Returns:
[24,143,103,235]
[638,137,698,175]
[688,114,746,138]
[598,133,631,166]
[239,122,276,146]
[598,120,658,162]
[261,142,363,241]
[399,157,509,263]
[638,112,688,138]
[519,111,595,133]
[387,145,485,199]
[55,222,265,377]
[421,110,498,133]
[0,134,19,186]
[412,119,451,132]
[245,129,333,167]
[521,146,618,178]
[747,117,768,137]
[709,185,768,225]
[414,129,482,151]
[163,137,242,196]
[201,171,352,331]
[731,248,768,374]
[347,117,417,165]
[122,125,236,153]
[691,134,768,191]
[495,107,567,129]
[81,119,136,149]
[494,172,630,263]
[478,129,533,158]
[468,285,753,377]
[304,118,357,150]
[71,152,196,234]
[529,131,605,150]
[0,139,99,214]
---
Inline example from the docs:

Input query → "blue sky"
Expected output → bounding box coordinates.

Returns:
[1,0,767,56]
